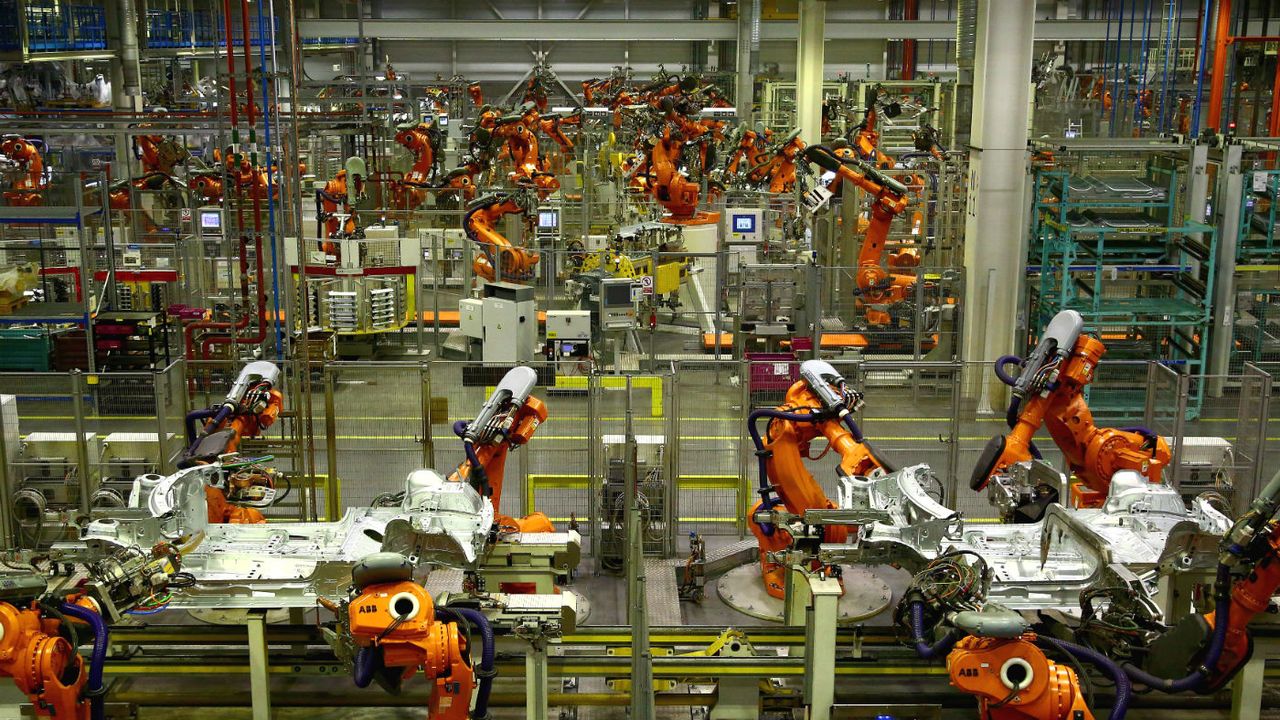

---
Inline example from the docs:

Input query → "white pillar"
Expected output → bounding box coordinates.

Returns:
[795,0,826,145]
[962,0,1035,399]
[735,0,759,126]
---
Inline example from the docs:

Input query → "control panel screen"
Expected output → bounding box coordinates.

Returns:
[732,214,755,233]
[603,282,632,307]
[538,210,559,229]
[200,211,222,230]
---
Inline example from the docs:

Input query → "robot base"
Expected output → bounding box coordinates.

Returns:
[661,211,721,226]
[715,563,892,623]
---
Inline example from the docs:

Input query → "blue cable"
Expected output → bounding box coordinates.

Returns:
[256,0,284,362]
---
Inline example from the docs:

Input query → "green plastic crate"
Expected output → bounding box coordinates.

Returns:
[0,328,52,371]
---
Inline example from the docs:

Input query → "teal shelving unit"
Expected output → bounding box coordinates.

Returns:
[1028,163,1217,418]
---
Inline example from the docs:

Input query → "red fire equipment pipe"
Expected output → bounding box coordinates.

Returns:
[902,0,917,81]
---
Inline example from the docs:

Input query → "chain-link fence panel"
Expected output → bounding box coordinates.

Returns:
[589,372,672,569]
[671,360,746,538]
[325,362,427,510]
[813,265,963,362]
[854,360,960,506]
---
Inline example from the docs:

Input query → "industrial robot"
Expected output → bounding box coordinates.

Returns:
[178,360,284,524]
[493,102,560,195]
[646,122,719,224]
[903,468,1280,720]
[393,119,443,209]
[898,551,1109,720]
[463,189,540,283]
[316,159,367,257]
[0,543,187,720]
[720,124,772,185]
[849,85,897,170]
[327,552,496,720]
[969,309,1171,515]
[448,366,554,534]
[747,360,896,598]
[746,128,806,194]
[802,144,919,328]
[0,135,48,206]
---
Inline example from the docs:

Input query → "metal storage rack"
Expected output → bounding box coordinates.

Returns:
[0,0,109,59]
[1028,159,1217,418]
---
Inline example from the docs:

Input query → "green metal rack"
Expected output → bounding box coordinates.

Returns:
[1028,164,1217,418]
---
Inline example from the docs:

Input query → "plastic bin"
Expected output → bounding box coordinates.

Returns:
[146,10,182,49]
[745,352,799,393]
[0,329,52,372]
[67,5,106,50]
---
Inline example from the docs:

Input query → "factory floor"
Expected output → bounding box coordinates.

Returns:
[3,329,1277,718]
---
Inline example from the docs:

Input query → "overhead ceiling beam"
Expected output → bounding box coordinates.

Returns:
[296,18,1112,42]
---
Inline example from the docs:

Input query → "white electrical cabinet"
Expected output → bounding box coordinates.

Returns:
[481,282,536,363]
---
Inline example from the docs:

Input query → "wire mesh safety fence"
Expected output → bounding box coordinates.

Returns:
[0,362,187,548]
[0,353,1273,553]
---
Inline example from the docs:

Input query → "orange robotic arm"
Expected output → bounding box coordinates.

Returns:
[339,554,481,720]
[463,190,540,283]
[948,634,1095,720]
[448,366,553,533]
[747,360,895,598]
[395,121,442,187]
[723,128,760,177]
[803,144,916,323]
[746,129,804,194]
[852,106,894,169]
[969,309,1170,509]
[1136,472,1280,691]
[495,106,559,195]
[0,136,47,206]
[649,125,712,222]
[0,602,89,720]
[538,111,580,154]
[179,361,285,523]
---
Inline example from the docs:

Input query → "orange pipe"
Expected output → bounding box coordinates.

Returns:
[1207,0,1233,132]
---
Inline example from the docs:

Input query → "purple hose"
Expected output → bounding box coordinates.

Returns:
[908,601,959,659]
[994,354,1023,387]
[352,646,377,688]
[452,420,470,438]
[449,607,496,720]
[1040,636,1131,720]
[184,407,219,444]
[59,602,107,720]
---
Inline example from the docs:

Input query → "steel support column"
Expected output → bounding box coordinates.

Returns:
[526,642,549,720]
[796,0,826,146]
[803,575,842,720]
[961,0,1034,397]
[1209,142,1242,391]
[247,612,272,720]
[735,0,759,125]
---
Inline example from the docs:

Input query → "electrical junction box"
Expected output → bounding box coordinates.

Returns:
[546,310,591,341]
[459,298,484,339]
[481,282,536,363]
